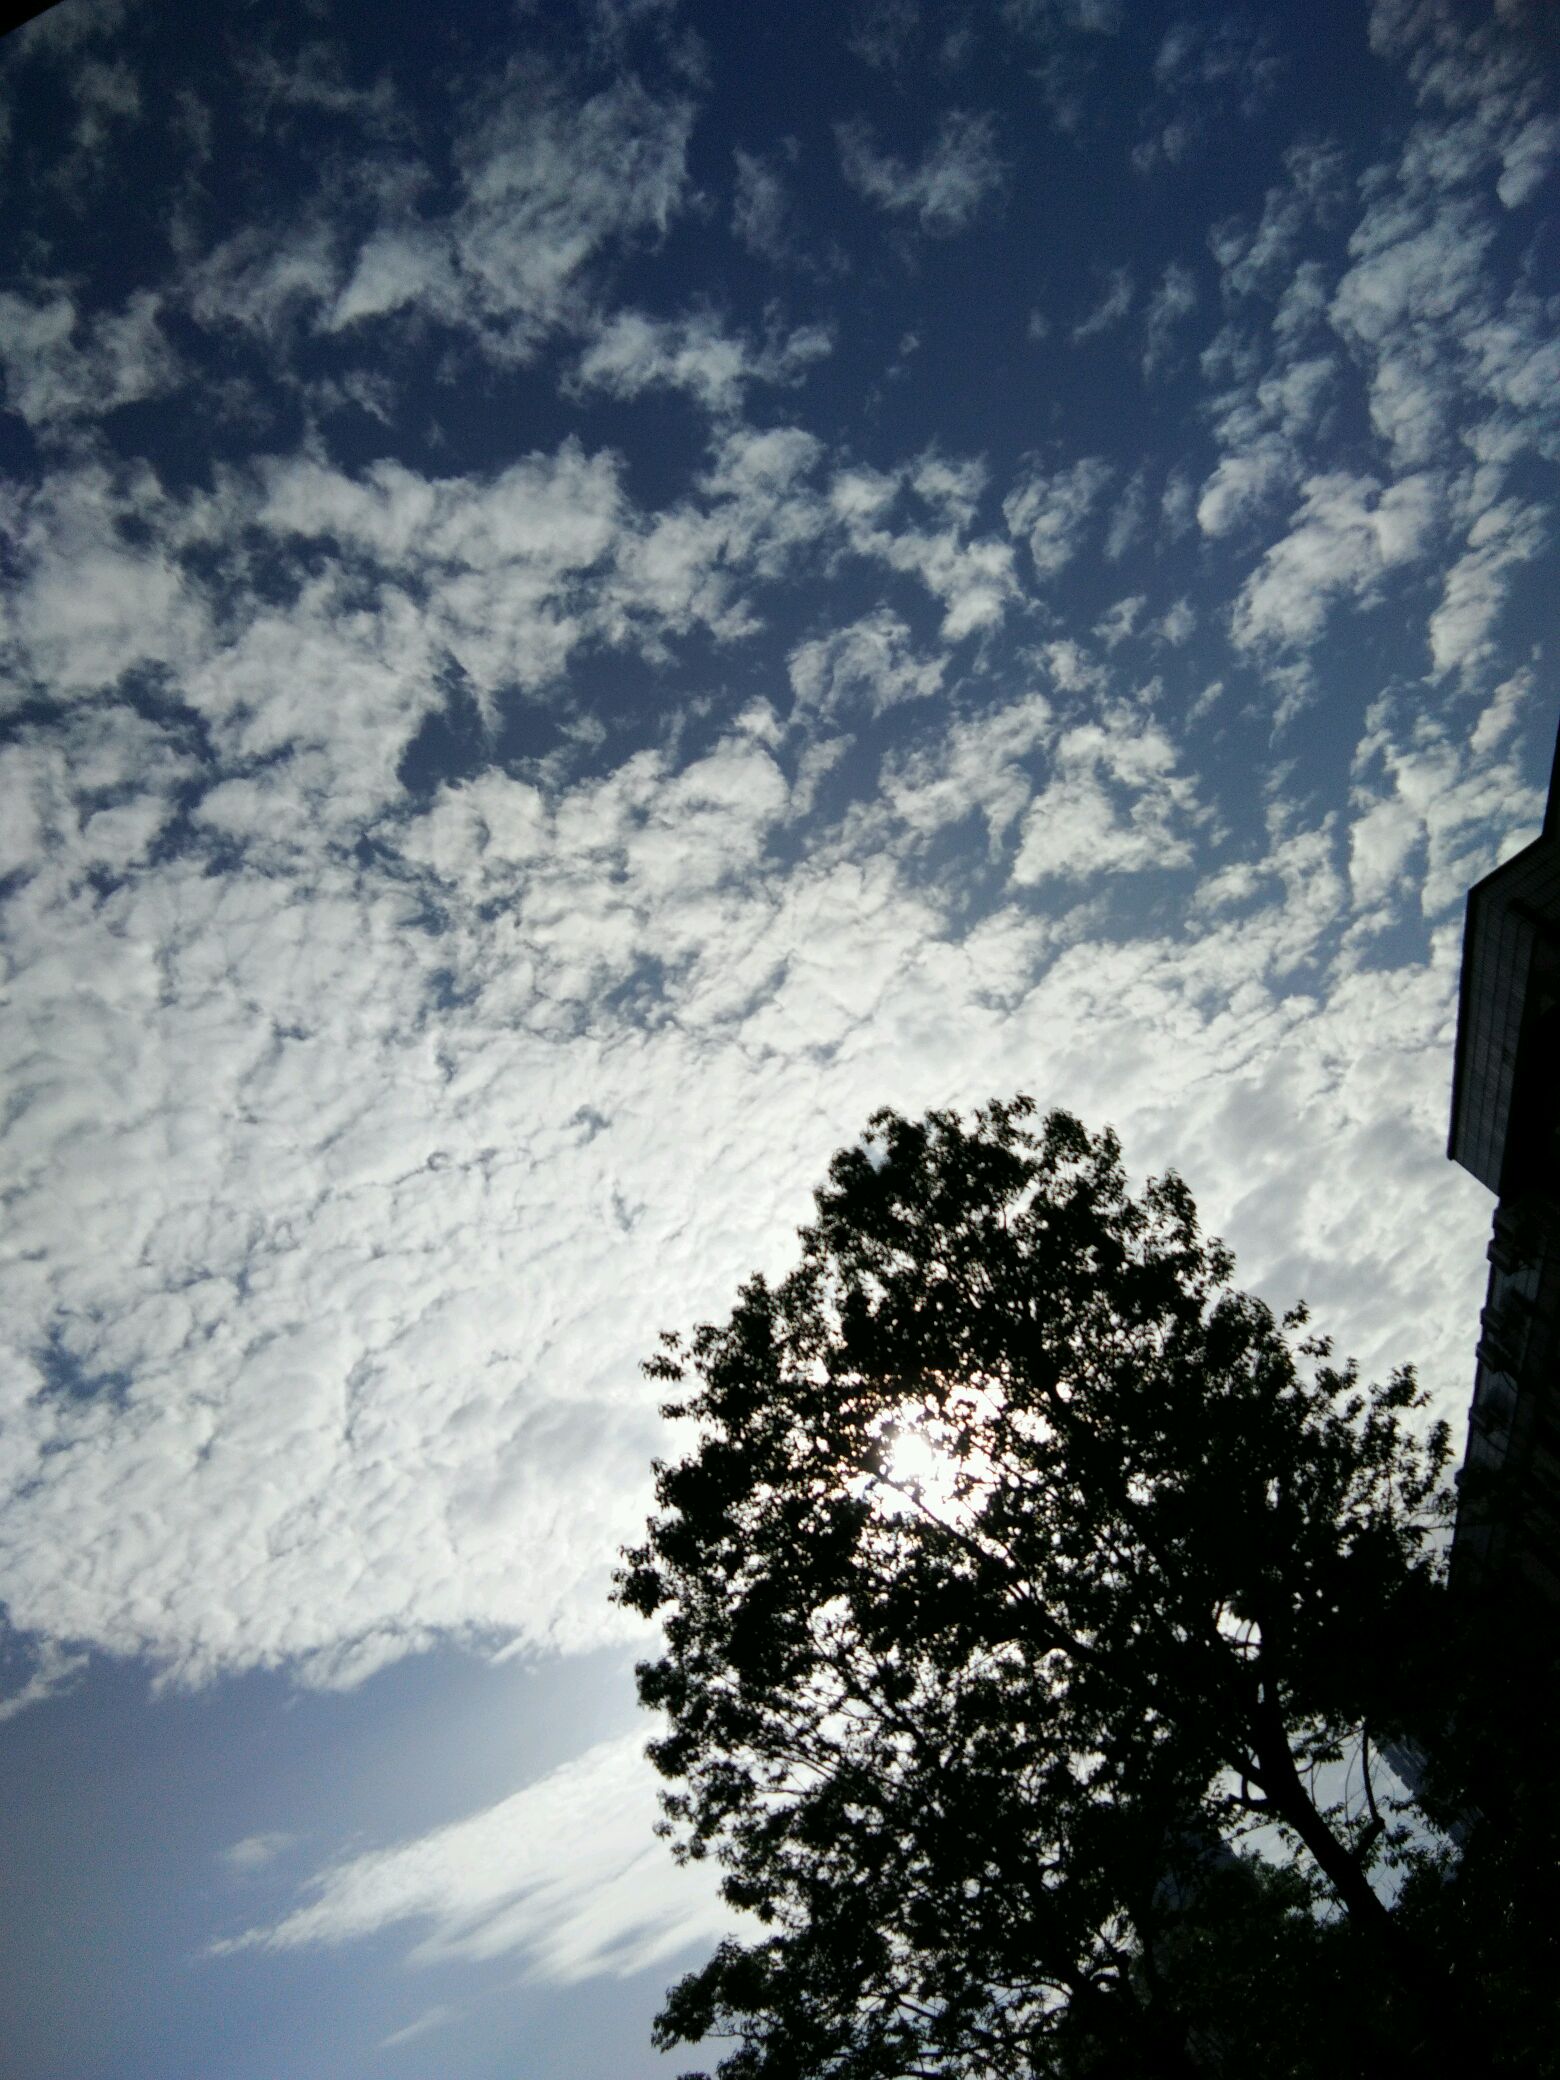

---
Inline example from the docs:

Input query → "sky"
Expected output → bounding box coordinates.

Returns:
[0,0,1555,2072]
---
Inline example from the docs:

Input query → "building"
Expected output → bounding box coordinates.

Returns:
[1445,716,1560,1601]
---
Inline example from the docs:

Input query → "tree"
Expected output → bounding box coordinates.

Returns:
[1388,1571,1560,2080]
[615,1098,1462,2079]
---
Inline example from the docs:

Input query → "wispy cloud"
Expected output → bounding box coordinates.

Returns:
[179,65,695,367]
[381,2006,457,2051]
[1428,498,1546,684]
[829,452,1019,637]
[1133,14,1284,173]
[789,608,945,720]
[1231,470,1439,655]
[219,1832,298,1876]
[731,145,797,264]
[0,1640,88,1723]
[570,308,832,415]
[1003,0,1123,36]
[1010,707,1207,885]
[1070,264,1133,343]
[213,1734,730,1983]
[846,0,923,71]
[836,109,1005,237]
[1141,258,1197,378]
[1004,455,1113,578]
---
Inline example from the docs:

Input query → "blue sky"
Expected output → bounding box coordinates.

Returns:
[0,0,1555,2073]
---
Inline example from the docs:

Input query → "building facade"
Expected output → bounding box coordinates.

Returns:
[1446,720,1560,1600]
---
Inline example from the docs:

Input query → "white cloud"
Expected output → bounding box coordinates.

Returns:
[8,42,147,195]
[1004,0,1123,35]
[12,0,130,56]
[1195,313,1337,540]
[1103,471,1147,561]
[1190,146,1376,546]
[214,1732,731,1982]
[188,220,344,342]
[181,585,445,832]
[788,609,945,719]
[1323,10,1560,486]
[1330,189,1494,467]
[1427,497,1545,683]
[1495,111,1560,208]
[1369,0,1555,146]
[327,226,458,332]
[1187,677,1224,722]
[1142,258,1197,378]
[184,66,695,364]
[154,430,834,775]
[1134,16,1284,172]
[0,705,195,881]
[570,308,833,415]
[0,287,180,429]
[829,456,1018,639]
[910,451,988,529]
[0,634,1528,1697]
[0,1640,88,1724]
[381,2007,457,2050]
[1463,289,1560,457]
[880,689,1053,852]
[1094,594,1145,649]
[1153,15,1280,99]
[1209,142,1345,302]
[1347,790,1423,912]
[1195,432,1292,539]
[446,69,695,355]
[836,109,1006,237]
[1469,666,1530,758]
[846,0,923,70]
[2,462,206,701]
[1346,683,1544,920]
[0,0,1549,1749]
[1230,470,1439,654]
[5,12,1545,1733]
[69,55,140,152]
[220,1832,298,1875]
[1004,455,1112,578]
[731,146,795,263]
[1010,709,1205,885]
[1070,265,1133,343]
[1161,467,1196,537]
[257,445,624,579]
[238,38,410,138]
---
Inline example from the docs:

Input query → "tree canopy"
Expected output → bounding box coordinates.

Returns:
[616,1098,1470,2079]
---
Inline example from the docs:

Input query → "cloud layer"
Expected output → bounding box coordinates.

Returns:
[0,0,1552,1779]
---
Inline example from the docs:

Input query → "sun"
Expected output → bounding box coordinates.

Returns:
[884,1421,956,1502]
[874,1388,997,1530]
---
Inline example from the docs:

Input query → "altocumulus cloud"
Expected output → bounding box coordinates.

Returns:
[0,3,1554,2031]
[1,664,1538,1691]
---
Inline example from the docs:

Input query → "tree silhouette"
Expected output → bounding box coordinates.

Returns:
[616,1099,1464,2078]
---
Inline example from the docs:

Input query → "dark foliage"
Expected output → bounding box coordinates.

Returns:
[615,1099,1499,2078]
